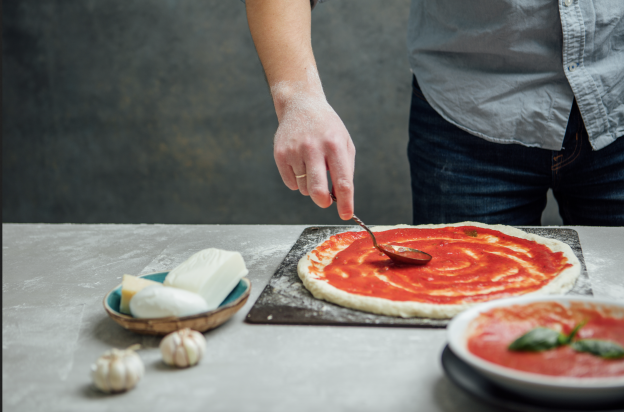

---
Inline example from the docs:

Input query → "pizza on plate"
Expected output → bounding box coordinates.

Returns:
[297,222,581,319]
[466,301,624,377]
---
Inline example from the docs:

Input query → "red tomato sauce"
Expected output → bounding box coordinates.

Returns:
[309,226,572,305]
[466,302,624,377]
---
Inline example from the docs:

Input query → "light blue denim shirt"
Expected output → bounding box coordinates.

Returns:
[404,0,624,151]
[278,0,624,150]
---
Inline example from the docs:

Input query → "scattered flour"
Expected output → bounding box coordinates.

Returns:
[584,252,623,300]
[21,276,45,291]
[243,241,295,273]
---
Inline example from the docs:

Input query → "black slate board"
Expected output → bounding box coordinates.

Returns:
[245,226,593,327]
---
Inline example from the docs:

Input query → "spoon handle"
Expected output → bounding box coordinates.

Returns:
[329,192,381,250]
[351,214,381,250]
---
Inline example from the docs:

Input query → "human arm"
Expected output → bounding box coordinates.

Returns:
[245,0,355,219]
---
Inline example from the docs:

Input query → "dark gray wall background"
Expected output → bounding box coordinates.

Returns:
[2,1,562,225]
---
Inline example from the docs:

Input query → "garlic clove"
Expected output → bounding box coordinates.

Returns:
[108,357,127,392]
[161,338,175,366]
[92,361,110,393]
[183,338,198,366]
[172,332,182,347]
[174,344,189,368]
[124,356,143,389]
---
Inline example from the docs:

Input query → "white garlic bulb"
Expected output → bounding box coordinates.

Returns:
[91,344,144,393]
[160,328,206,368]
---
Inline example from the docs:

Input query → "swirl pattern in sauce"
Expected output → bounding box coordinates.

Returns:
[307,226,571,305]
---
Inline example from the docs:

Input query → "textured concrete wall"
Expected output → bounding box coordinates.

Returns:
[2,1,560,225]
[3,0,414,224]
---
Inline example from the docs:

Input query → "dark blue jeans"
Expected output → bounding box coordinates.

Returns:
[408,77,624,226]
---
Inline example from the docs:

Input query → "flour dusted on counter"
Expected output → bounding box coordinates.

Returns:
[164,248,248,310]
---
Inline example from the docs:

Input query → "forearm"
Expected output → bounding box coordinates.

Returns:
[245,0,356,220]
[245,0,323,120]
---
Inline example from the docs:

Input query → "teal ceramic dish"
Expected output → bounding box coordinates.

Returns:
[103,272,251,335]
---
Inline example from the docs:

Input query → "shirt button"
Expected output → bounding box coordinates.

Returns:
[568,63,577,72]
[564,0,572,6]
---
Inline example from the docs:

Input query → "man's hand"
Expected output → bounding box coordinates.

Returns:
[246,0,355,219]
[273,80,355,219]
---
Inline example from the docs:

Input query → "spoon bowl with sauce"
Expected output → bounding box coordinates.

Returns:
[330,193,432,265]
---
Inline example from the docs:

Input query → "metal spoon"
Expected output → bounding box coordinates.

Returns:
[329,193,432,265]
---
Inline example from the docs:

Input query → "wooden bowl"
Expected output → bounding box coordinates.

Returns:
[103,272,251,335]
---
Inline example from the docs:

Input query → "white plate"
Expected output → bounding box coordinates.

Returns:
[447,295,624,406]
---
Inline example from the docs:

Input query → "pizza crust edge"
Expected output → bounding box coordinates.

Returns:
[297,222,582,319]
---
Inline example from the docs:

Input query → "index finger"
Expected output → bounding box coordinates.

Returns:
[327,145,355,220]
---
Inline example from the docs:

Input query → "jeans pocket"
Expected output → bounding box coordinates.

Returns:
[412,76,428,102]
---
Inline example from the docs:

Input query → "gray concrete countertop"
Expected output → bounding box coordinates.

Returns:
[3,224,623,412]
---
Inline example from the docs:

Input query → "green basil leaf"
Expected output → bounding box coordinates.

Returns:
[508,327,565,352]
[559,321,587,345]
[571,339,624,359]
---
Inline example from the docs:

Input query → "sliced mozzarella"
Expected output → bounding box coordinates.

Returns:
[129,285,209,318]
[164,248,248,310]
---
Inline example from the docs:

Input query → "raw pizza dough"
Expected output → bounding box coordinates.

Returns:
[297,222,581,319]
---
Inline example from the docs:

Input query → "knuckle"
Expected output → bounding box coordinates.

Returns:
[300,139,315,153]
[274,149,288,163]
[308,186,327,198]
[323,139,339,152]
[333,179,353,194]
